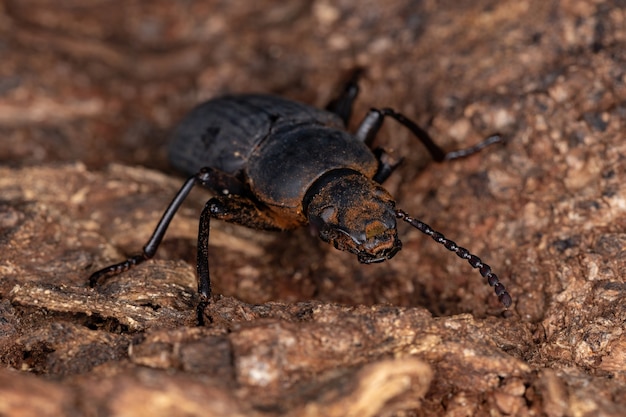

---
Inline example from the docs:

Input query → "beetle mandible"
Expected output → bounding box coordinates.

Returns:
[90,71,512,322]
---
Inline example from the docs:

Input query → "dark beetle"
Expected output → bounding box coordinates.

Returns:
[90,72,512,322]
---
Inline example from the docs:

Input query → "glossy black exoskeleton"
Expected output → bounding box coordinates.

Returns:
[90,71,512,323]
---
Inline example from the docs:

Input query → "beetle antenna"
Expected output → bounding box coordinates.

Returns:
[395,209,512,308]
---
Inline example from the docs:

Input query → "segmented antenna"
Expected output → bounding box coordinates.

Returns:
[395,209,512,308]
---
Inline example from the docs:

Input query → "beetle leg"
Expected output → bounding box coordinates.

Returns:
[372,147,403,184]
[354,108,384,146]
[196,197,216,324]
[200,195,284,231]
[89,166,283,324]
[196,195,285,324]
[325,68,364,126]
[88,173,200,287]
[88,167,254,286]
[356,108,503,162]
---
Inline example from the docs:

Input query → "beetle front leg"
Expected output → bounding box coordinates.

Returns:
[356,108,503,162]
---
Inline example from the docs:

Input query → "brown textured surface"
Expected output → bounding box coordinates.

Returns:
[1,0,625,416]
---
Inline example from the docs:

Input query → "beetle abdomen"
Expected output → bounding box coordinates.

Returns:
[168,94,344,176]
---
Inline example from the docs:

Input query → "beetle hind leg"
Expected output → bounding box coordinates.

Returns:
[326,68,364,126]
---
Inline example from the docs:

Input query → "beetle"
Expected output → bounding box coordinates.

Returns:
[90,71,512,323]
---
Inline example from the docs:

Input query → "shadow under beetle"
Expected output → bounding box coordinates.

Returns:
[90,71,512,323]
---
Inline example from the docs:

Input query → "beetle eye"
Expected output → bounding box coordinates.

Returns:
[320,206,336,223]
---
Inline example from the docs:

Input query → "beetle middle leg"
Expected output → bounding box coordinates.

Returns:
[88,174,200,287]
[325,68,364,126]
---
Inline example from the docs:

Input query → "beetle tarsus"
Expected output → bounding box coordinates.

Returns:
[196,297,211,326]
[442,134,504,160]
[89,254,148,287]
[395,209,512,308]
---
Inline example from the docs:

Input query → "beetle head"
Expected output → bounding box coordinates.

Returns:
[305,170,401,263]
